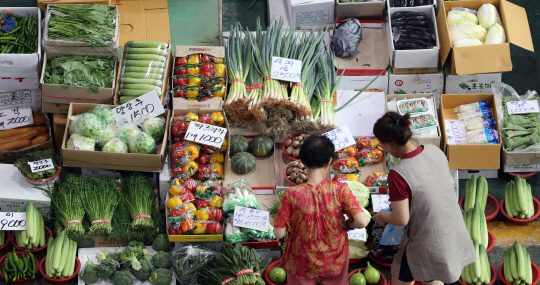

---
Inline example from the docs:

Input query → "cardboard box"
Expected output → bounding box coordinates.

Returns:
[0,164,51,216]
[62,103,170,171]
[42,102,70,114]
[172,46,226,110]
[53,113,67,153]
[386,0,444,12]
[386,93,442,148]
[335,91,386,137]
[440,94,501,169]
[388,68,444,107]
[437,0,534,75]
[503,150,540,170]
[0,8,42,89]
[41,52,117,112]
[387,6,440,70]
[0,89,42,112]
[444,63,502,94]
[335,0,385,20]
[287,0,334,26]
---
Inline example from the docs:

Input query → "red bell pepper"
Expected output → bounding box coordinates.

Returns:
[196,199,209,209]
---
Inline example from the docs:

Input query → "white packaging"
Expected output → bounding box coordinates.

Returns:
[388,71,444,107]
[287,0,334,26]
[397,98,430,115]
[0,89,42,111]
[0,164,51,216]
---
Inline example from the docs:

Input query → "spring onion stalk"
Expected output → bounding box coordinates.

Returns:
[80,176,119,236]
[225,23,251,104]
[122,173,157,231]
[245,32,264,109]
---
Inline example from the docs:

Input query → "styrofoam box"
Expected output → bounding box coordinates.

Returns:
[0,163,50,215]
[458,169,498,180]
[0,89,42,111]
[503,164,540,173]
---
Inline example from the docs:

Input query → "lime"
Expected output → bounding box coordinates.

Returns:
[350,272,367,285]
[269,267,286,284]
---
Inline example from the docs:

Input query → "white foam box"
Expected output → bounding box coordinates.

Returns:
[444,63,502,94]
[0,163,51,215]
[287,0,334,27]
[388,68,444,107]
[503,164,540,173]
[457,169,499,180]
[334,91,386,137]
[0,89,42,111]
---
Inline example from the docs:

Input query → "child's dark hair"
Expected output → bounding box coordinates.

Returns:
[299,134,335,168]
[373,112,413,146]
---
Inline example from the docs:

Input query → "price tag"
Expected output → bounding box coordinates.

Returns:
[323,126,355,151]
[233,206,269,232]
[0,107,33,131]
[270,56,302,83]
[372,194,390,212]
[506,100,540,115]
[348,228,367,241]
[444,120,467,145]
[81,168,122,179]
[0,212,26,230]
[112,90,165,125]
[184,121,227,148]
[28,159,54,173]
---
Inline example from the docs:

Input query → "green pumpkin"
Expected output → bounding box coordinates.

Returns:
[248,135,274,157]
[231,152,256,174]
[229,135,249,156]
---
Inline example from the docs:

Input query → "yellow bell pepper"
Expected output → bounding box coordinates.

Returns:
[182,202,197,213]
[187,74,202,86]
[193,222,207,234]
[195,209,210,221]
[187,65,200,75]
[186,112,199,121]
[215,63,226,77]
[213,57,224,63]
[346,174,359,182]
[188,54,200,64]
[210,152,224,163]
[210,112,225,127]
[186,86,202,98]
[169,184,184,197]
[167,197,183,211]
[209,196,223,208]
[212,84,225,98]
[211,162,223,177]
[220,138,227,151]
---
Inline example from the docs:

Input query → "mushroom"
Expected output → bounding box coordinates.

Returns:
[296,178,304,184]
[292,149,300,158]
[297,135,304,141]
[286,139,292,147]
[299,173,307,181]
[298,162,305,169]
[286,146,293,155]
[286,168,293,175]
[290,172,298,181]
[292,140,301,148]
[293,168,300,173]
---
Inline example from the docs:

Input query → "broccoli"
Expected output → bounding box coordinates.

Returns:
[151,251,172,269]
[130,258,153,281]
[149,268,173,285]
[98,257,120,278]
[79,260,100,284]
[152,234,174,252]
[96,249,110,263]
[128,240,146,249]
[112,270,133,285]
[108,252,122,263]
[121,249,142,271]
[144,253,153,263]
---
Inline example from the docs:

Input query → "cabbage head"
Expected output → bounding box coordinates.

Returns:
[75,113,105,139]
[116,124,142,144]
[91,105,116,125]
[142,117,165,140]
[447,11,478,28]
[345,181,370,208]
[478,4,502,31]
[67,134,95,151]
[450,25,487,46]
[485,23,506,45]
[97,124,116,148]
[349,239,369,259]
[454,39,483,47]
[103,138,128,153]
[129,132,156,154]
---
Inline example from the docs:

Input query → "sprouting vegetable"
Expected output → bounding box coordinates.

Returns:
[80,177,120,236]
[79,260,99,284]
[148,268,173,285]
[152,251,172,269]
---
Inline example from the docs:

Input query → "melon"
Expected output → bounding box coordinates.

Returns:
[231,152,256,174]
[248,135,274,157]
[230,135,249,156]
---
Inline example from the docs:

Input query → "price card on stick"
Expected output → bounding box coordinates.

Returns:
[184,121,227,148]
[0,212,26,230]
[372,194,390,212]
[0,107,33,131]
[270,56,302,83]
[506,101,540,115]
[233,206,269,232]
[323,126,355,151]
[28,159,54,173]
[112,90,165,125]
[348,228,367,241]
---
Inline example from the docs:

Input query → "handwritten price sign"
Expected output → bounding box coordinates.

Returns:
[506,100,539,115]
[233,206,269,232]
[348,228,367,241]
[270,57,302,83]
[0,212,26,230]
[112,91,165,125]
[323,126,355,151]
[372,194,390,212]
[185,121,227,148]
[28,159,54,173]
[0,107,33,131]
[445,120,467,145]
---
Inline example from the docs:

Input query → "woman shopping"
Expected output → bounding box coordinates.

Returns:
[274,135,369,285]
[373,112,476,285]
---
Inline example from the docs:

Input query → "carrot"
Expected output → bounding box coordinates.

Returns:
[0,130,39,144]
[0,126,48,138]
[29,115,46,126]
[31,134,50,146]
[0,140,32,151]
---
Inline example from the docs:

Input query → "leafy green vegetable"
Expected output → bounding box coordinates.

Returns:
[172,245,215,285]
[43,55,115,93]
[47,4,116,48]
[345,181,370,208]
[14,149,59,179]
[121,173,157,231]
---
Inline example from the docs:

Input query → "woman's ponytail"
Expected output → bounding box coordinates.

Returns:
[373,112,413,146]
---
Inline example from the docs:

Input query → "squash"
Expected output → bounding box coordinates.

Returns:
[248,135,274,157]
[230,135,249,156]
[231,152,256,174]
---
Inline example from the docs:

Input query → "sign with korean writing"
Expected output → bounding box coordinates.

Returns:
[506,101,540,115]
[372,194,390,212]
[184,121,227,148]
[112,91,165,125]
[348,228,367,241]
[28,159,54,173]
[270,57,302,83]
[323,126,355,151]
[0,212,26,230]
[233,206,269,232]
[0,107,33,130]
[81,168,122,179]
[445,120,467,145]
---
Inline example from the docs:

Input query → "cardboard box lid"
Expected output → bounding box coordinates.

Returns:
[115,0,171,46]
[438,0,533,75]
[175,46,225,58]
[335,0,385,20]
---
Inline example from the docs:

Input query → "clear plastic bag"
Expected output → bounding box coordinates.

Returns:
[222,178,259,215]
[102,138,128,153]
[380,209,404,246]
[71,113,105,139]
[90,105,116,126]
[247,224,276,242]
[97,124,117,148]
[410,114,438,129]
[128,131,156,154]
[458,107,493,121]
[331,18,363,58]
[172,244,216,285]
[142,117,165,140]
[466,128,499,144]
[116,123,142,144]
[66,134,95,151]
[462,117,496,132]
[454,101,489,113]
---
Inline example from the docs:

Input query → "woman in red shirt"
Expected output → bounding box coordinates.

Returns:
[274,135,369,285]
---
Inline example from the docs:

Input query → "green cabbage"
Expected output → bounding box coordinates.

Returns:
[142,117,165,140]
[129,132,156,154]
[447,11,478,28]
[74,113,105,139]
[345,181,370,208]
[67,134,95,151]
[478,4,502,31]
[454,39,483,47]
[91,105,116,125]
[450,25,488,46]
[97,124,116,148]
[103,138,128,153]
[117,124,142,144]
[349,239,369,259]
[485,23,506,45]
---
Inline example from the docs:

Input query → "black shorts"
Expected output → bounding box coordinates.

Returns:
[399,253,434,283]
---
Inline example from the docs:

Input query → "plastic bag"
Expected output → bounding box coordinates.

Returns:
[90,105,116,126]
[97,124,116,147]
[102,138,128,153]
[116,123,142,144]
[128,131,156,154]
[331,18,363,58]
[172,244,216,285]
[222,178,259,215]
[466,128,499,144]
[380,209,405,246]
[142,117,165,140]
[72,113,105,139]
[458,108,493,121]
[462,117,496,132]
[410,114,437,129]
[454,101,489,113]
[66,134,95,151]
[224,217,248,243]
[247,224,276,242]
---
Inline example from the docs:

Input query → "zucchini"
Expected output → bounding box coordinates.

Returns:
[62,239,76,277]
[125,54,166,62]
[122,72,163,80]
[517,177,527,216]
[119,89,151,96]
[512,181,522,214]
[26,202,35,240]
[52,231,65,270]
[45,237,54,277]
[481,210,488,248]
[504,249,513,282]
[526,184,533,219]
[515,241,526,280]
[124,66,164,74]
[57,233,70,274]
[29,207,39,247]
[123,60,164,68]
[481,245,490,284]
[505,183,516,218]
[119,95,141,104]
[126,41,168,49]
[125,47,168,56]
[474,241,481,279]
[477,176,488,211]
[20,228,28,247]
[120,84,161,92]
[510,244,519,279]
[120,77,163,86]
[38,209,45,247]
[525,252,532,284]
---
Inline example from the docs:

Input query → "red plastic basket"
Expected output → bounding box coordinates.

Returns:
[498,262,540,285]
[388,280,423,285]
[507,172,537,180]
[350,259,362,264]
[265,260,286,285]
[458,194,500,222]
[458,264,497,285]
[39,257,81,284]
[500,197,540,225]
[10,226,53,253]
[486,230,495,253]
[282,134,301,161]
[0,252,39,284]
[284,161,308,186]
[0,232,9,252]
[369,253,393,268]
[348,268,388,285]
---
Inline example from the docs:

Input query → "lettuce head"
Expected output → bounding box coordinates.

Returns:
[345,181,370,208]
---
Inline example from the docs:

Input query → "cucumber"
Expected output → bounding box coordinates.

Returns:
[504,249,513,282]
[39,211,46,247]
[526,184,533,219]
[124,66,164,73]
[125,47,168,56]
[461,265,470,284]
[20,229,28,247]
[57,233,70,274]
[45,237,54,278]
[525,252,532,284]
[120,84,161,92]
[510,244,519,279]
[469,175,477,210]
[474,241,481,279]
[126,41,168,49]
[120,77,163,86]
[119,95,141,104]
[517,177,528,215]
[515,241,526,280]
[512,181,522,214]
[481,211,488,248]
[62,239,76,277]
[123,60,164,68]
[481,246,490,284]
[26,202,35,240]
[68,240,78,276]
[29,207,39,247]
[125,54,166,62]
[122,72,163,80]
[52,231,65,270]
[505,183,516,218]
[477,176,488,211]
[119,89,151,96]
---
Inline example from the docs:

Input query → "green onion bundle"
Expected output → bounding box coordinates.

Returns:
[121,173,157,231]
[225,23,251,106]
[80,177,119,236]
[312,49,344,129]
